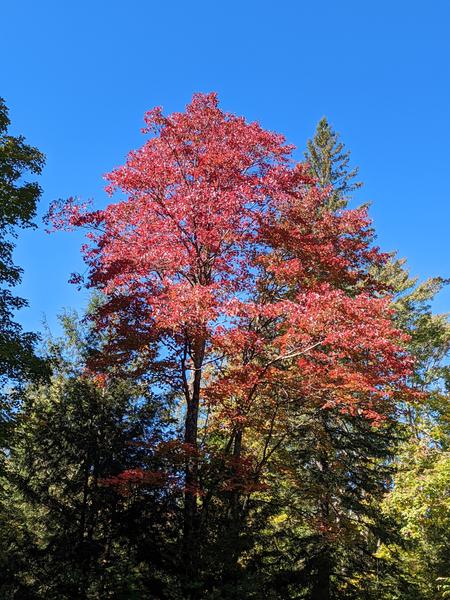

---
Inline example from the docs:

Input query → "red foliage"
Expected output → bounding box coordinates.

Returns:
[99,468,169,497]
[48,93,413,494]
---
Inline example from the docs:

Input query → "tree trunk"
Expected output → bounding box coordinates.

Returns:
[219,428,244,589]
[311,548,331,600]
[182,337,205,596]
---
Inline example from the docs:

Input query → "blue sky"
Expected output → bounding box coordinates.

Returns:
[2,0,449,336]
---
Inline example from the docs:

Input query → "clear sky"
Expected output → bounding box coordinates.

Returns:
[2,0,449,337]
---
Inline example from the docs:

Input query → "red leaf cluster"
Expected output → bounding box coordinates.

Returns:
[48,92,413,466]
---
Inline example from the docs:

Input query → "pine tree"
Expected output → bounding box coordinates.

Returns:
[304,117,362,210]
[259,118,402,599]
[0,312,181,599]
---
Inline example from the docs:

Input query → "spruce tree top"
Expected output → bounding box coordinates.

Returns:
[305,117,362,210]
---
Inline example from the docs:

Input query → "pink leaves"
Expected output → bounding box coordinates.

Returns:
[74,94,294,340]
[152,282,220,333]
[48,92,414,434]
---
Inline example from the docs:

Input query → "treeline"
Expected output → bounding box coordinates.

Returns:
[0,94,448,600]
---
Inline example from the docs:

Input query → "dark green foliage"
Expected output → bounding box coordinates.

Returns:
[0,97,48,450]
[262,407,405,599]
[0,315,182,599]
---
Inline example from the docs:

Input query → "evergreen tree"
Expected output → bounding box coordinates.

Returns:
[257,118,402,599]
[304,117,362,210]
[0,312,182,599]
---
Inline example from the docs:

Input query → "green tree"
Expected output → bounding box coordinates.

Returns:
[304,117,362,210]
[0,312,182,599]
[0,97,48,450]
[293,145,449,598]
[375,272,450,600]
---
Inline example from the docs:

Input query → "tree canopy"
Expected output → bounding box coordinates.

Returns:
[0,93,448,599]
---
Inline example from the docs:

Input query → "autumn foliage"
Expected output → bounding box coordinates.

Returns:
[47,93,413,591]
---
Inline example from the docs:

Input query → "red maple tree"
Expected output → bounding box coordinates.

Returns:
[48,93,411,577]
